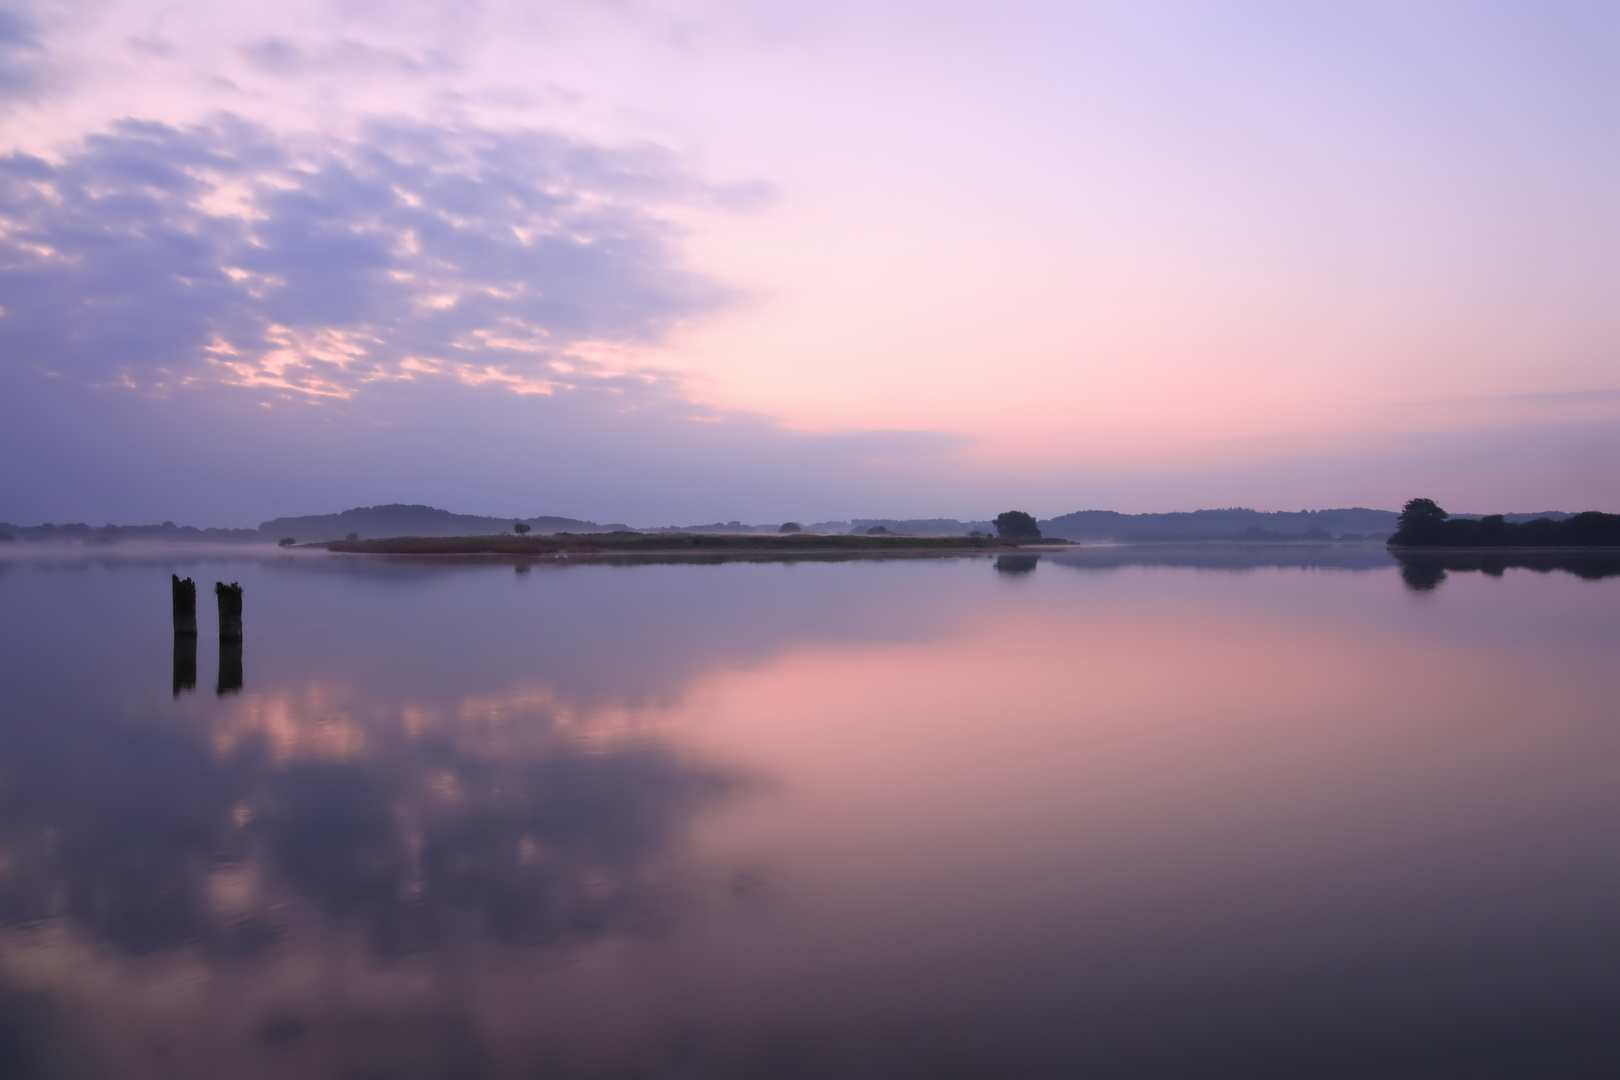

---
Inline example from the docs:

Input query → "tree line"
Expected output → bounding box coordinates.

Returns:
[1390,499,1620,548]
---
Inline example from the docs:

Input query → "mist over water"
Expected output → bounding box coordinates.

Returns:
[0,549,1614,1078]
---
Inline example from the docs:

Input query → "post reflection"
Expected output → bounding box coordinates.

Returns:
[172,633,197,696]
[216,637,243,695]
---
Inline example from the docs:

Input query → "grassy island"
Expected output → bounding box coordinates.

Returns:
[1388,499,1620,548]
[323,531,1073,557]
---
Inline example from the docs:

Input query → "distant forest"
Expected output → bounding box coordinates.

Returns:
[0,521,263,544]
[1041,507,1399,541]
[0,502,1590,546]
[1389,499,1620,548]
[256,505,630,543]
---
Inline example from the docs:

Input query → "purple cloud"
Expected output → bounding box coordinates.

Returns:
[0,115,723,400]
[0,2,47,100]
[0,114,974,525]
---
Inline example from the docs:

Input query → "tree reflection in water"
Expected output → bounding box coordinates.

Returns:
[993,555,1039,576]
[1393,551,1620,591]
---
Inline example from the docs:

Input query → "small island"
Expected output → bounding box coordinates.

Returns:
[323,527,1070,557]
[1388,499,1620,548]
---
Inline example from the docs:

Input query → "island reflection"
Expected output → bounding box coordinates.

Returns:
[1394,549,1620,591]
[0,550,1614,1078]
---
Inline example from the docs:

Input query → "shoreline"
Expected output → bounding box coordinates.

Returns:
[1387,545,1620,554]
[320,533,1076,558]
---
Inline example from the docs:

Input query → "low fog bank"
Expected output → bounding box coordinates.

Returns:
[1046,508,1399,542]
[1,503,1582,547]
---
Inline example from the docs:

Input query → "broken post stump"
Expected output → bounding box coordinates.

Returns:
[215,581,243,641]
[172,575,197,636]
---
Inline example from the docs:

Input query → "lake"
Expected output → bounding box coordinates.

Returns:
[0,546,1614,1079]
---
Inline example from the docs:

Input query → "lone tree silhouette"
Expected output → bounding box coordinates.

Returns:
[1399,498,1447,528]
[514,522,531,535]
[778,522,802,534]
[994,511,1041,539]
[1390,498,1448,545]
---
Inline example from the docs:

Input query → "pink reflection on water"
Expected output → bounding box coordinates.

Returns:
[0,558,1613,1076]
[666,569,1616,1059]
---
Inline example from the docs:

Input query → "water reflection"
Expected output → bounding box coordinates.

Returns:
[172,634,197,696]
[216,637,244,695]
[0,551,1614,1078]
[1394,549,1620,590]
[1045,541,1397,573]
[993,554,1039,575]
[0,681,741,959]
[1400,558,1449,591]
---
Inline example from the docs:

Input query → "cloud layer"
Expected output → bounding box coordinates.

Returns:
[0,115,717,400]
[0,1,1615,523]
[0,3,46,101]
[0,110,983,525]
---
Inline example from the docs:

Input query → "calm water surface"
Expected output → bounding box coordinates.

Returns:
[0,547,1614,1078]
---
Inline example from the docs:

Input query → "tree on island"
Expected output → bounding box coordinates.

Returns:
[1389,496,1620,548]
[994,511,1042,539]
[1399,498,1447,526]
[514,522,531,535]
[1390,498,1449,545]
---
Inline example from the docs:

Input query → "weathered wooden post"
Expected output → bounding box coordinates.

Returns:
[171,574,198,695]
[172,574,197,636]
[215,581,244,694]
[215,581,243,640]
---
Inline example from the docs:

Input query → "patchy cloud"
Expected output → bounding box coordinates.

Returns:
[0,114,722,401]
[0,1,48,100]
[238,36,456,79]
[0,110,978,525]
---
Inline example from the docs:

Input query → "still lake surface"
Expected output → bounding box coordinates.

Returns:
[0,545,1614,1079]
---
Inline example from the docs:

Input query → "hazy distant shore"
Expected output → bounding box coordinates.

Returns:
[1386,505,1619,549]
[320,533,1074,556]
[0,503,1426,546]
[1388,545,1620,555]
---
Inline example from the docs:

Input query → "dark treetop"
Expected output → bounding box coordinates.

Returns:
[1388,498,1620,548]
[994,511,1042,539]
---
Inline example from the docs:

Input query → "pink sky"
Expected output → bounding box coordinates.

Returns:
[0,0,1615,523]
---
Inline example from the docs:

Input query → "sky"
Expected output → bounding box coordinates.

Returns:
[0,0,1615,526]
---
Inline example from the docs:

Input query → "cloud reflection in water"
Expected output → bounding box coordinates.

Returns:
[0,677,744,963]
[0,551,1614,1078]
